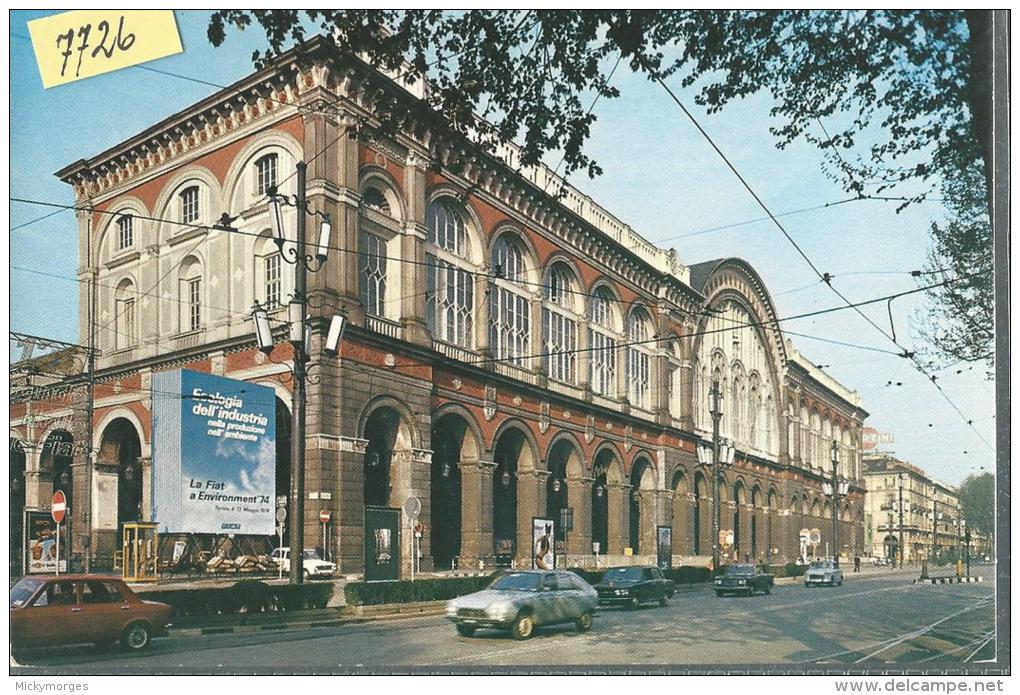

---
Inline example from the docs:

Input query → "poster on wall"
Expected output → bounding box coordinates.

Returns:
[532,517,555,569]
[24,510,68,574]
[656,525,672,570]
[364,506,400,582]
[152,369,276,535]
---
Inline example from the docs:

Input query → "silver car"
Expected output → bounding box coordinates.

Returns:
[804,559,844,587]
[446,570,598,640]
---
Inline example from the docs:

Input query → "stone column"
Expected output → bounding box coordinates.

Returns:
[336,436,368,574]
[566,475,592,561]
[22,445,44,509]
[459,458,495,570]
[400,151,430,346]
[516,469,549,568]
[138,456,152,520]
[671,491,691,556]
[474,265,491,357]
[678,359,695,431]
[608,483,629,557]
[637,489,658,558]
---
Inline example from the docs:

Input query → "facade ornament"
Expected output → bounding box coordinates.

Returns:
[483,384,497,421]
[452,378,462,391]
[539,402,550,433]
[624,425,633,452]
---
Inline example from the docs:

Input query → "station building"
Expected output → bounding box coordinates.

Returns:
[10,37,868,575]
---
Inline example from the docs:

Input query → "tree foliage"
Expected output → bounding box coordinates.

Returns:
[207,10,994,364]
[915,164,993,372]
[207,10,984,195]
[956,472,993,539]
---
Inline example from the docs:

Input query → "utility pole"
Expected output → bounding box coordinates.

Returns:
[930,498,938,568]
[827,441,842,568]
[710,379,722,572]
[255,160,338,585]
[85,207,96,573]
[289,161,309,585]
[897,472,905,568]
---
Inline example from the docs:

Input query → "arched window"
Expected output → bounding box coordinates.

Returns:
[626,308,652,409]
[669,340,684,419]
[362,186,390,215]
[543,263,579,383]
[179,185,200,225]
[359,229,387,317]
[426,198,473,347]
[114,279,136,350]
[255,235,283,310]
[116,214,133,251]
[589,286,618,397]
[179,257,203,332]
[489,233,530,366]
[255,153,278,197]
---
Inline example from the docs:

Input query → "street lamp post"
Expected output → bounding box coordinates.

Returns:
[710,380,723,571]
[897,472,906,568]
[823,441,849,568]
[251,160,342,585]
[698,380,734,572]
[930,499,941,568]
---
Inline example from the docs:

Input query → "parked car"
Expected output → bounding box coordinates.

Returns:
[269,548,335,579]
[713,564,774,597]
[446,570,598,640]
[804,559,844,587]
[594,566,676,608]
[10,575,171,652]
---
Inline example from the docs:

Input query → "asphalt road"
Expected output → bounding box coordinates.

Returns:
[13,566,996,673]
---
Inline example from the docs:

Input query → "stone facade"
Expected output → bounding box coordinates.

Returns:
[10,37,868,575]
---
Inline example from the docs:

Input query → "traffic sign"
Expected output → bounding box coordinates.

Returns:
[276,506,287,523]
[51,490,66,524]
[414,521,424,538]
[320,509,331,524]
[276,495,288,507]
[403,496,421,520]
[809,528,822,545]
[719,529,734,548]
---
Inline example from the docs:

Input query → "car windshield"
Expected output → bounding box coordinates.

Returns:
[725,565,754,576]
[604,567,645,581]
[489,572,542,592]
[810,561,833,570]
[10,577,43,608]
[303,550,322,560]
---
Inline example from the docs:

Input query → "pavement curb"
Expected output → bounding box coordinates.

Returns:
[912,576,983,584]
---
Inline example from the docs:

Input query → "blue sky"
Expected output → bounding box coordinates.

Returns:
[9,10,995,485]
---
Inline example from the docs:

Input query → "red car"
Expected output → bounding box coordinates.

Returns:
[10,575,172,652]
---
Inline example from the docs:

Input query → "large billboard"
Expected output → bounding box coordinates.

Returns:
[152,369,276,535]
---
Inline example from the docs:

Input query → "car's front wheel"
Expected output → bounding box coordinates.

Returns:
[304,569,311,580]
[122,622,151,651]
[511,612,535,640]
[576,612,593,632]
[455,624,476,637]
[658,594,669,607]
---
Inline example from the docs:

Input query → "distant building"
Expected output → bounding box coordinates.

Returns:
[863,453,965,565]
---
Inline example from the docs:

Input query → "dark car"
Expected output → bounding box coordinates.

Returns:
[10,575,172,652]
[594,566,676,607]
[713,564,774,597]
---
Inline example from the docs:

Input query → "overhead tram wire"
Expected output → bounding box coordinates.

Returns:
[647,70,992,451]
[13,194,974,340]
[387,278,965,371]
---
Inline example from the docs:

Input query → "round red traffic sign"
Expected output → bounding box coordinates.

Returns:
[51,490,67,524]
[319,509,331,524]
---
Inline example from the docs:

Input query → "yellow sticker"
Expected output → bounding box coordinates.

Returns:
[27,10,183,88]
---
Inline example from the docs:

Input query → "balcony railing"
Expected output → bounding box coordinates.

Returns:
[365,315,401,340]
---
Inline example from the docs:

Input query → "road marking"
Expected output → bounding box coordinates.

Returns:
[851,597,993,663]
[963,633,996,663]
[804,595,993,664]
[916,630,995,663]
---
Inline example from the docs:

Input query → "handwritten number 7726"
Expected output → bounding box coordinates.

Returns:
[55,16,136,78]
